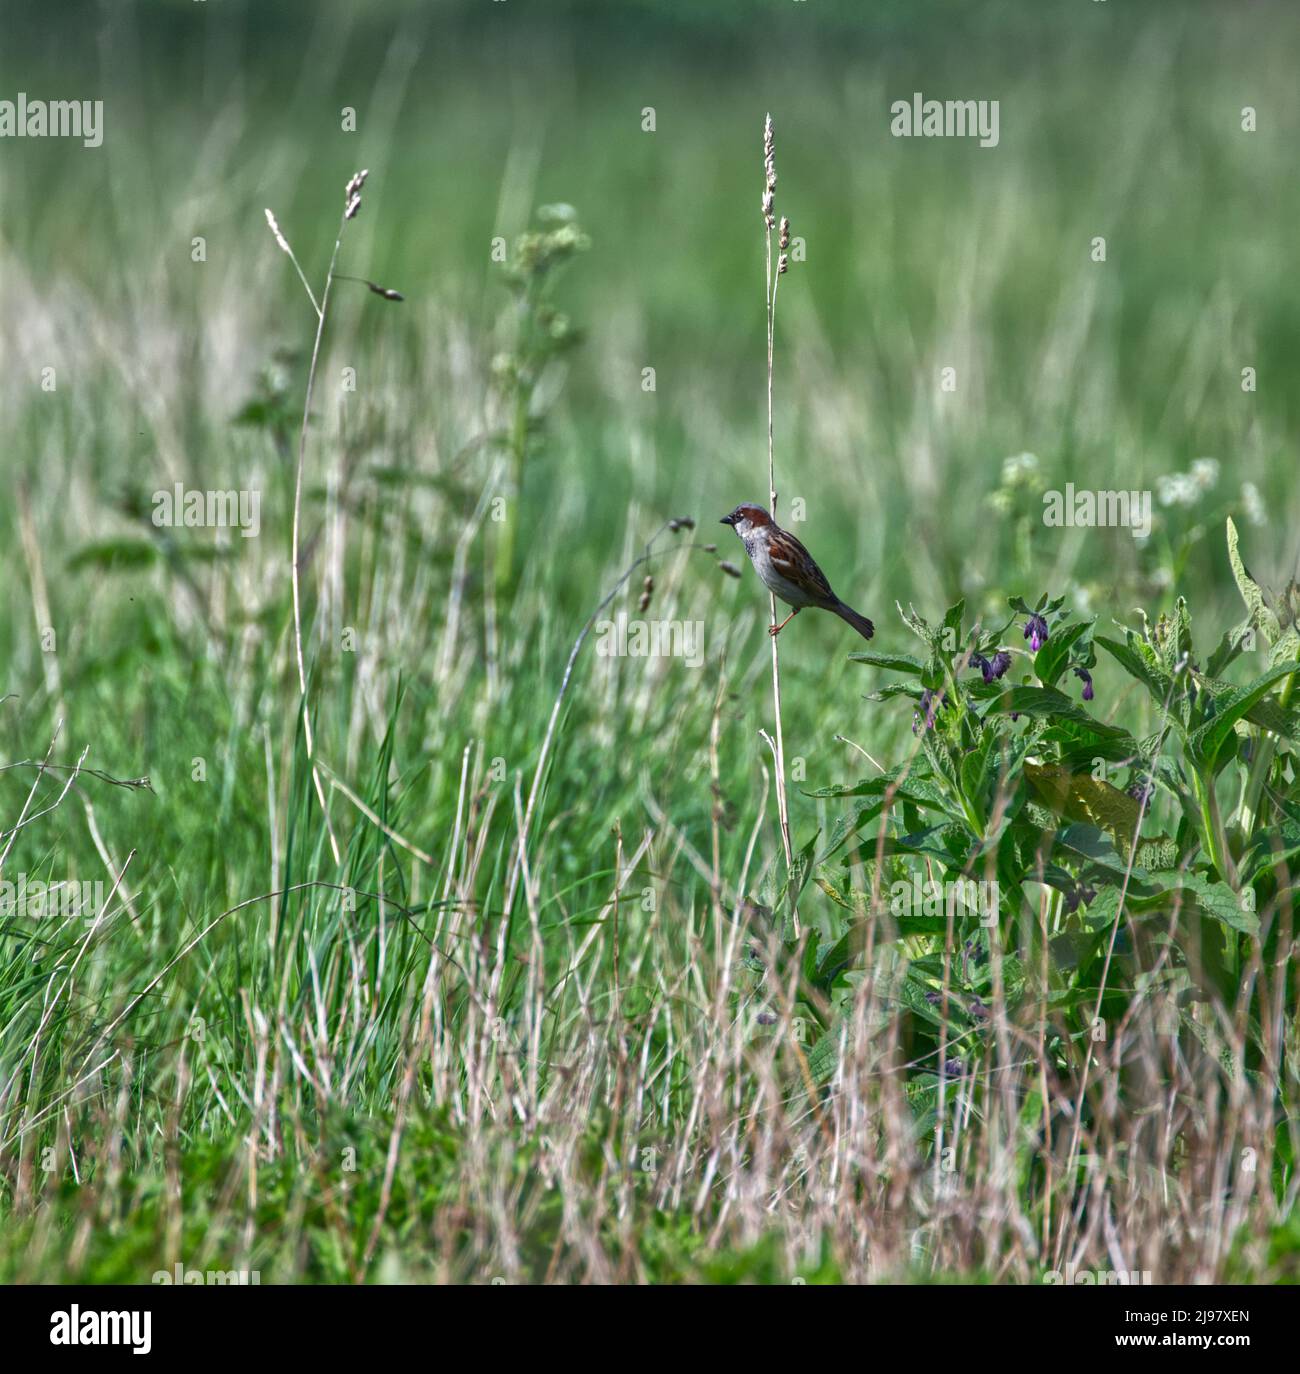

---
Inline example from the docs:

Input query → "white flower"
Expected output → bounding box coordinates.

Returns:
[1157,472,1200,507]
[1240,481,1266,527]
[1190,457,1220,490]
[1001,452,1040,487]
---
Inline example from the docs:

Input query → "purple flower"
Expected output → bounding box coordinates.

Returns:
[1023,613,1050,653]
[1064,882,1096,914]
[1127,778,1154,806]
[1073,666,1094,701]
[970,649,1012,683]
[913,688,944,734]
[964,937,989,966]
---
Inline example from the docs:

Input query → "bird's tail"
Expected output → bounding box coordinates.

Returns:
[833,602,875,641]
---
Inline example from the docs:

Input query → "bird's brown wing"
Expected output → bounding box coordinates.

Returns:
[766,527,836,602]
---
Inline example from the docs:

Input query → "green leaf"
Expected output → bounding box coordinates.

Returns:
[896,975,951,1029]
[67,538,160,571]
[805,1022,846,1085]
[1095,634,1175,708]
[1081,885,1123,930]
[1157,598,1194,678]
[1188,661,1300,771]
[1270,627,1300,671]
[1133,835,1180,871]
[1241,821,1300,884]
[779,831,820,934]
[1226,517,1281,645]
[813,874,856,911]
[1146,871,1259,935]
[1191,671,1300,741]
[1034,618,1094,689]
[805,770,947,807]
[863,683,925,703]
[896,601,938,647]
[981,685,1129,739]
[1024,764,1143,857]
[1206,623,1251,678]
[941,599,966,646]
[812,925,863,989]
[847,651,926,673]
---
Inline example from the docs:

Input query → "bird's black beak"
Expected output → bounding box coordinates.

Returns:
[720,512,737,527]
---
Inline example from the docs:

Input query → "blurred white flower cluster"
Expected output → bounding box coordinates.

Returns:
[1239,480,1267,527]
[1156,457,1219,508]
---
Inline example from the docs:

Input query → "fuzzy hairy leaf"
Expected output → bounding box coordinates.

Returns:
[1024,764,1143,857]
[982,684,1128,739]
[1227,517,1281,645]
[1188,661,1300,771]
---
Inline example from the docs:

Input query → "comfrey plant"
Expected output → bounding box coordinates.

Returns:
[490,204,590,595]
[743,519,1298,1226]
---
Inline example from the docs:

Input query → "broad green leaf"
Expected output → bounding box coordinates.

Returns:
[1191,671,1300,739]
[1227,517,1281,645]
[1081,885,1123,930]
[814,875,856,911]
[779,830,820,931]
[1024,764,1143,857]
[1270,627,1300,671]
[848,651,926,673]
[1033,618,1094,689]
[1133,835,1180,871]
[864,683,925,702]
[805,770,948,809]
[805,1022,846,1085]
[1188,661,1300,771]
[67,538,161,571]
[982,684,1128,739]
[1206,623,1250,678]
[941,599,966,645]
[1095,633,1175,708]
[1146,870,1259,935]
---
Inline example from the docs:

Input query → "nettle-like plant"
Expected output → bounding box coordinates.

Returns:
[490,204,590,595]
[762,519,1298,1113]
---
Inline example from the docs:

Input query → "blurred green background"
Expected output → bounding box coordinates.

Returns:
[4,0,1297,612]
[2,0,1298,870]
[2,0,1299,1284]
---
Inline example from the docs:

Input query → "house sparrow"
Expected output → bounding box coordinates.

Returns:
[720,504,874,640]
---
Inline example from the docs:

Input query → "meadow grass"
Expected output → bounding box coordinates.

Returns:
[1,0,1299,1282]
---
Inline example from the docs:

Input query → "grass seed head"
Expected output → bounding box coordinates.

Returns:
[344,168,369,219]
[762,113,777,226]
